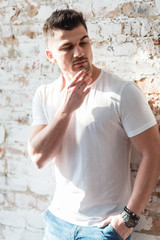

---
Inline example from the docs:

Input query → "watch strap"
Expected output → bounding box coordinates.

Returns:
[120,206,140,228]
[124,206,140,221]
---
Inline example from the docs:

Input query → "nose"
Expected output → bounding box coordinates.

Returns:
[73,46,84,58]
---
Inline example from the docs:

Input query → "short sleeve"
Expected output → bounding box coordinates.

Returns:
[120,82,157,138]
[32,86,48,126]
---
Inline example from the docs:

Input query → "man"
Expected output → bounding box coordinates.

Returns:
[28,9,160,240]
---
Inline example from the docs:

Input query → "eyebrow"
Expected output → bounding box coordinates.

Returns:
[59,35,89,48]
[80,35,89,41]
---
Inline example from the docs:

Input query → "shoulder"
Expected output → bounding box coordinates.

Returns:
[121,81,145,99]
[101,70,128,89]
[34,77,61,100]
[99,70,133,98]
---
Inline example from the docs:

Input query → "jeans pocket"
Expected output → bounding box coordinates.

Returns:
[102,223,124,240]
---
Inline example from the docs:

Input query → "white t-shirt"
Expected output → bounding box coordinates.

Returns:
[32,70,156,226]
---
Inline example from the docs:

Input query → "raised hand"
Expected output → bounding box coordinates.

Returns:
[60,69,92,115]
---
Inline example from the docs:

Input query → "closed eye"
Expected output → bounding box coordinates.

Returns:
[61,42,88,51]
[62,45,74,50]
[80,42,87,46]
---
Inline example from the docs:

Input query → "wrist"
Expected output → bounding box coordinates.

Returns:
[120,206,140,228]
[126,204,141,216]
[56,106,73,119]
[60,105,75,117]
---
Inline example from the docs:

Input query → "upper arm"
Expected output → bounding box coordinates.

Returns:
[32,86,48,126]
[120,82,157,138]
[129,124,160,157]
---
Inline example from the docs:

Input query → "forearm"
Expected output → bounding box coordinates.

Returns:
[127,153,160,216]
[29,110,72,168]
[98,153,160,239]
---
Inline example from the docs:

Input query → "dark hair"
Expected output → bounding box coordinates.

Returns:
[43,9,87,45]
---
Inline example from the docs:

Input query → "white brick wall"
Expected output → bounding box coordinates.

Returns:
[0,0,160,239]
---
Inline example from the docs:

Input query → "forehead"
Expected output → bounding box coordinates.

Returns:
[48,25,88,48]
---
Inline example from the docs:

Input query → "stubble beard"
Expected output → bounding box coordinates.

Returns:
[72,58,91,73]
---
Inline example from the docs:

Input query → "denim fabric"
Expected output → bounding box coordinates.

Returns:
[43,210,131,240]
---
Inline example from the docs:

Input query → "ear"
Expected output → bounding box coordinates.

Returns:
[45,49,56,63]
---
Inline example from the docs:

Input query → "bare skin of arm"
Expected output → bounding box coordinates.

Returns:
[99,125,160,239]
[28,69,92,168]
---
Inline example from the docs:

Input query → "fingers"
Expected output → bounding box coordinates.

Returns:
[68,69,91,89]
[77,75,91,90]
[68,69,86,88]
[98,217,112,228]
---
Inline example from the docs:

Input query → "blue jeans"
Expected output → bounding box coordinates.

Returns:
[43,210,131,240]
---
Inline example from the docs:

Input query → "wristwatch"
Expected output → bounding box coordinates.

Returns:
[120,206,140,228]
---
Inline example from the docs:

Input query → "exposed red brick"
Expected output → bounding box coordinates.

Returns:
[104,8,121,18]
[3,35,19,46]
[121,23,125,35]
[151,218,160,235]
[122,2,134,17]
[22,31,35,39]
[0,148,5,158]
[26,4,38,18]
[135,79,160,94]
[153,38,160,46]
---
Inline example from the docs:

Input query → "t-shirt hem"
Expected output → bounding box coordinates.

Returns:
[47,208,103,227]
[127,120,157,138]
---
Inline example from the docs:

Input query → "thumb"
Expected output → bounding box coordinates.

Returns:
[98,216,112,228]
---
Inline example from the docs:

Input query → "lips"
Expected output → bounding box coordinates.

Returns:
[72,58,88,67]
[73,60,87,66]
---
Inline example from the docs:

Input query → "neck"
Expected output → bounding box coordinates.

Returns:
[89,65,101,84]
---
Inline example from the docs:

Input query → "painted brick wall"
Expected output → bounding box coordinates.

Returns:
[0,0,160,239]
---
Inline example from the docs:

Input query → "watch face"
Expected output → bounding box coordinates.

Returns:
[121,211,138,228]
[126,218,137,228]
